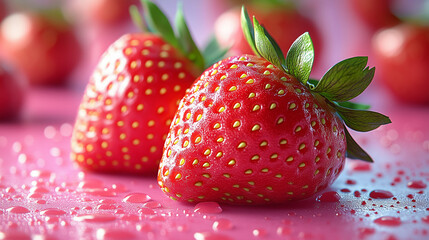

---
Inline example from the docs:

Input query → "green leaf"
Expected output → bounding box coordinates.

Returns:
[130,5,147,32]
[312,57,375,102]
[241,6,259,56]
[202,35,229,69]
[175,3,204,70]
[141,0,181,51]
[337,101,371,110]
[344,127,373,162]
[334,104,392,132]
[285,32,314,85]
[253,17,285,71]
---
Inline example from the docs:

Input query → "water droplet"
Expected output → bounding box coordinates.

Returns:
[369,190,393,199]
[252,228,267,237]
[97,204,117,210]
[120,214,140,222]
[212,218,234,231]
[316,191,341,202]
[29,187,49,194]
[40,208,66,216]
[7,206,30,214]
[277,226,291,236]
[350,162,371,171]
[422,216,429,224]
[194,202,222,214]
[138,208,155,215]
[407,180,427,189]
[122,193,151,203]
[143,201,162,209]
[374,216,401,226]
[194,232,233,240]
[74,214,116,223]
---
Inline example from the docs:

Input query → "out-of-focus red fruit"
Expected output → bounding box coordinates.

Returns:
[0,1,8,21]
[372,23,429,104]
[350,0,400,31]
[68,0,139,26]
[214,6,322,62]
[0,10,82,86]
[0,61,25,120]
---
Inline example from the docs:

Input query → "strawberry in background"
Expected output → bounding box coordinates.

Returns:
[372,23,429,104]
[70,0,226,174]
[0,8,82,86]
[0,1,8,21]
[0,61,25,120]
[214,0,323,69]
[350,0,400,31]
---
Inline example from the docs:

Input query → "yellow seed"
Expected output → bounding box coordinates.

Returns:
[314,140,320,147]
[263,70,270,75]
[145,89,152,95]
[220,75,227,80]
[287,192,294,195]
[321,118,326,124]
[233,103,241,109]
[252,124,261,131]
[267,64,274,69]
[314,169,320,175]
[280,139,287,145]
[223,173,231,178]
[233,120,241,128]
[216,137,224,143]
[196,114,203,121]
[213,123,221,129]
[228,159,236,166]
[239,56,247,61]
[260,141,268,147]
[194,136,201,144]
[270,153,278,159]
[202,162,210,168]
[229,86,237,91]
[299,163,306,168]
[117,121,124,127]
[252,105,261,111]
[218,106,225,113]
[246,79,254,84]
[286,156,294,162]
[278,89,285,95]
[179,158,185,165]
[212,187,219,191]
[216,152,223,158]
[251,155,260,161]
[203,149,211,155]
[266,186,273,190]
[175,173,182,180]
[270,103,277,109]
[174,62,182,69]
[315,156,320,163]
[192,159,198,165]
[233,184,239,188]
[327,147,331,154]
[195,182,202,186]
[137,104,144,111]
[145,60,153,67]
[125,47,133,55]
[245,169,253,174]
[211,69,218,76]
[230,64,238,69]
[265,84,271,89]
[299,143,306,150]
[296,88,302,93]
[183,140,189,148]
[275,174,282,178]
[119,133,126,140]
[289,103,297,109]
[237,141,247,149]
[130,61,138,69]
[246,63,254,67]
[261,168,269,173]
[240,73,247,78]
[202,173,211,178]
[277,117,284,124]
[295,126,302,132]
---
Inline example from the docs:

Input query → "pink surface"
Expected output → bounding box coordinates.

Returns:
[0,87,428,240]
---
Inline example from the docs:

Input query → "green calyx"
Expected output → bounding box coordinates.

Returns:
[130,0,227,70]
[241,6,391,162]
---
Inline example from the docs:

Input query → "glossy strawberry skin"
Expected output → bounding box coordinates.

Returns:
[71,33,200,174]
[158,55,346,204]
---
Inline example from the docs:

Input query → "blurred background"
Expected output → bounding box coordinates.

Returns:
[0,0,428,123]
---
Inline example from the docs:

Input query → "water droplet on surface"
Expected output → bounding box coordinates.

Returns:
[422,216,429,224]
[40,209,66,216]
[374,216,401,226]
[407,180,427,189]
[122,193,151,203]
[316,191,341,202]
[369,190,393,199]
[194,202,222,214]
[252,228,267,237]
[74,214,116,223]
[7,206,30,214]
[143,201,162,209]
[212,218,234,231]
[350,162,371,171]
[138,208,155,215]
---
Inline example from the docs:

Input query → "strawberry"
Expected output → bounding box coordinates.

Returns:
[0,60,25,121]
[70,0,226,174]
[157,7,391,204]
[0,9,82,86]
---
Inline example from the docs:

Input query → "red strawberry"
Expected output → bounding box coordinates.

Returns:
[372,23,429,104]
[157,7,391,204]
[350,0,400,31]
[0,61,25,120]
[0,9,82,86]
[70,0,225,174]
